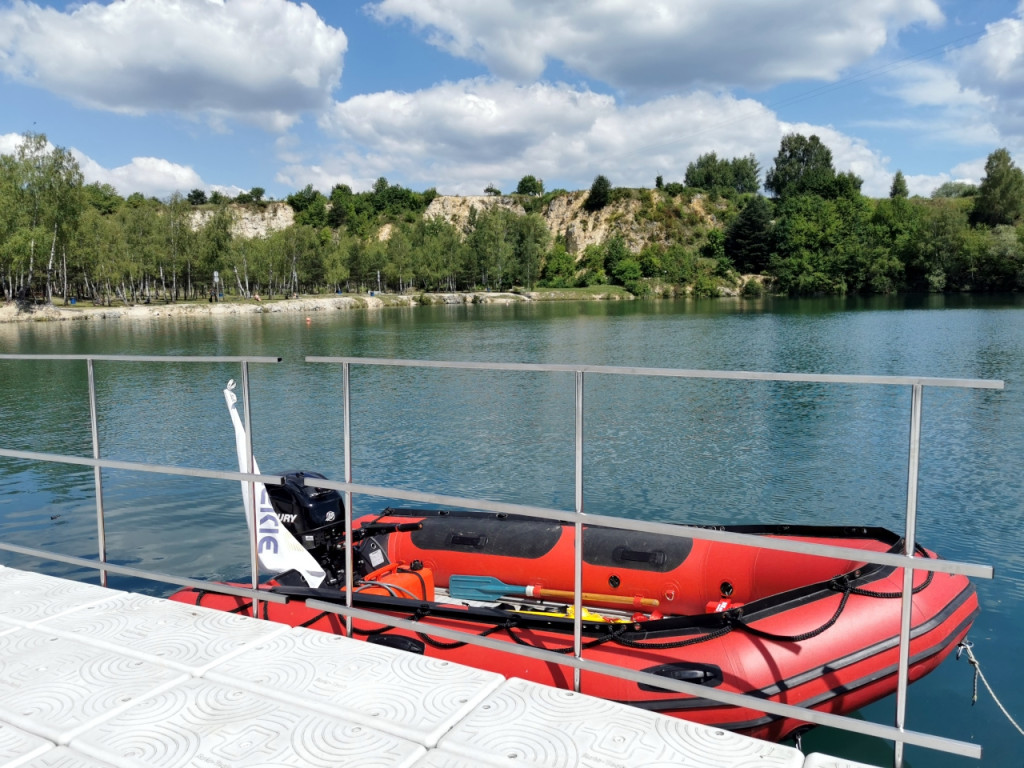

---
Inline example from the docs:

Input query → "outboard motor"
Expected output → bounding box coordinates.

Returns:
[265,471,424,588]
[264,471,349,583]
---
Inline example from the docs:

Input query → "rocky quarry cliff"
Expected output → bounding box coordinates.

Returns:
[191,202,295,239]
[423,191,723,254]
[201,190,724,255]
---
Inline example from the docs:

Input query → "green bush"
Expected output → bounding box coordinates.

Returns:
[691,272,721,298]
[625,278,651,297]
[741,279,765,297]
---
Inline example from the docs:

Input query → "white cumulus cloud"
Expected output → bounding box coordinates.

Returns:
[0,0,347,131]
[952,8,1024,147]
[367,0,944,91]
[0,133,24,156]
[73,152,206,199]
[2,132,207,198]
[283,78,893,196]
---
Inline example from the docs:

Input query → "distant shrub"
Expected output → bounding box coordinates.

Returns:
[741,279,765,297]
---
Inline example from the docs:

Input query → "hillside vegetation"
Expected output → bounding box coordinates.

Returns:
[2,131,1023,306]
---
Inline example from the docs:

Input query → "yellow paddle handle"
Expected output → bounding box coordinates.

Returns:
[527,586,660,608]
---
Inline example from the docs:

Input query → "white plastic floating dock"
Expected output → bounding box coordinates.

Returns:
[0,565,878,768]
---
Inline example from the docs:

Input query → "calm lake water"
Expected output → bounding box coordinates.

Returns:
[1,293,1022,766]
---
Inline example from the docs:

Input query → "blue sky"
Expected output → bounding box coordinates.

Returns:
[2,0,1024,200]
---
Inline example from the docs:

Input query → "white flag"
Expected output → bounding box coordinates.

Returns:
[224,380,326,587]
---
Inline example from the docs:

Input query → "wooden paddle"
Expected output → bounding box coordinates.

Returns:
[448,575,659,608]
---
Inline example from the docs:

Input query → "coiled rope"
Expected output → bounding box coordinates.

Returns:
[958,641,1024,737]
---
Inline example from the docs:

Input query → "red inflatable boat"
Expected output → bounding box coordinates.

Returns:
[169,474,977,743]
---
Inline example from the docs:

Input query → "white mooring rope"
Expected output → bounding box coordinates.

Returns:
[958,641,1024,737]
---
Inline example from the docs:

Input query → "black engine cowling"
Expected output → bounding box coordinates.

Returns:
[264,471,349,581]
[264,471,424,586]
[265,471,344,540]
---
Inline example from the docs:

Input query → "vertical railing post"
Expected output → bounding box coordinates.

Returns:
[86,358,107,587]
[241,362,260,620]
[343,361,353,637]
[572,370,584,692]
[893,382,924,768]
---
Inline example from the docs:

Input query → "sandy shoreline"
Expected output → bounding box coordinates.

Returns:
[0,290,584,324]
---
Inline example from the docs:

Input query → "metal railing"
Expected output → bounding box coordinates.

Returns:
[0,354,284,608]
[0,353,1002,767]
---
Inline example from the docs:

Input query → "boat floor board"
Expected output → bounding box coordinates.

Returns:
[0,565,870,768]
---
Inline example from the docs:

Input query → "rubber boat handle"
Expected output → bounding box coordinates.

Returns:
[449,575,660,608]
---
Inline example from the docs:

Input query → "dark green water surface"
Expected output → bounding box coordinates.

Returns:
[1,293,1022,766]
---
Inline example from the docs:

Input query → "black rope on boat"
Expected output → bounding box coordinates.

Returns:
[417,622,509,649]
[611,623,734,650]
[504,623,630,654]
[846,568,934,598]
[193,589,253,616]
[196,557,937,652]
[409,612,627,654]
[728,577,853,643]
[500,563,933,652]
[351,624,394,637]
[298,611,332,629]
[351,603,509,650]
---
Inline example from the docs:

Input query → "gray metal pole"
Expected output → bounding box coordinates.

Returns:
[241,362,260,620]
[343,362,354,638]
[893,383,924,768]
[573,370,584,692]
[86,358,107,588]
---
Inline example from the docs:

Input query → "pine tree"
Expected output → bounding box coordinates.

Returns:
[584,175,611,212]
[725,196,773,273]
[890,170,909,199]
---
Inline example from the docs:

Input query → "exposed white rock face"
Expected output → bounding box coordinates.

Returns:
[423,195,526,233]
[424,191,721,254]
[541,192,654,254]
[190,202,294,238]
[189,192,724,257]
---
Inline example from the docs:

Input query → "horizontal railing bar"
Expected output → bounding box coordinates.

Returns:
[0,542,288,605]
[305,477,994,580]
[0,447,991,580]
[306,599,981,759]
[306,356,1004,391]
[0,448,286,486]
[0,354,282,364]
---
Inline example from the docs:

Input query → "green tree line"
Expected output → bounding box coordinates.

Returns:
[3,130,1024,305]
